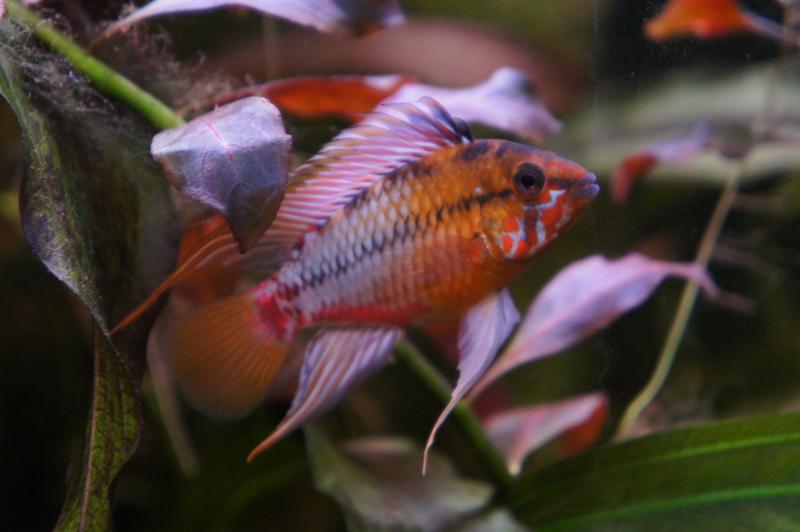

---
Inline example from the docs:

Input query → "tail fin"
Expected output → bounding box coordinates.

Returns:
[164,291,289,419]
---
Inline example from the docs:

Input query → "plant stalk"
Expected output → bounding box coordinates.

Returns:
[394,341,513,488]
[615,169,742,439]
[5,0,184,130]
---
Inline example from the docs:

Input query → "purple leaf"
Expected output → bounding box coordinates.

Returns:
[103,0,404,38]
[386,67,561,143]
[471,253,717,398]
[151,97,291,252]
[484,392,607,474]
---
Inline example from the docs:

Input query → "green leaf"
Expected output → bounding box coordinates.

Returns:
[306,428,498,531]
[0,18,178,530]
[510,412,800,531]
[55,330,141,531]
[0,20,177,335]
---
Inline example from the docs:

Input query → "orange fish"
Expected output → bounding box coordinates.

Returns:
[115,98,598,464]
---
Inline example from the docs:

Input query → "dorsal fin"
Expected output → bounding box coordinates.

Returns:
[264,97,472,249]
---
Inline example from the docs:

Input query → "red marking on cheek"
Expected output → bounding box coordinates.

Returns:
[513,240,532,259]
[540,203,564,229]
[502,216,520,233]
[502,234,515,254]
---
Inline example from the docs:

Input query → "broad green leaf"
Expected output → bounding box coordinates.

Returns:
[0,18,177,530]
[510,412,800,531]
[55,330,141,531]
[0,23,177,335]
[306,428,498,531]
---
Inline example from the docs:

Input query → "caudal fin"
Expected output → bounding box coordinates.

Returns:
[164,291,289,419]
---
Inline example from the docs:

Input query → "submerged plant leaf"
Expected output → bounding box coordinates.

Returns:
[306,429,498,531]
[557,65,800,186]
[0,19,177,529]
[214,67,561,143]
[104,0,405,38]
[645,0,760,40]
[151,97,291,252]
[510,411,800,530]
[386,67,561,143]
[55,330,141,531]
[484,392,607,475]
[214,74,414,118]
[611,122,714,203]
[471,254,716,398]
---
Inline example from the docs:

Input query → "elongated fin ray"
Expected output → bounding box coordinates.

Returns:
[423,289,519,473]
[165,291,289,419]
[247,327,402,460]
[110,219,285,334]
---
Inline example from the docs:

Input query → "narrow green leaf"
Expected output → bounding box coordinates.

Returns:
[510,412,800,531]
[55,330,141,531]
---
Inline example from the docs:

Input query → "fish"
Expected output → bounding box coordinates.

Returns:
[114,98,598,465]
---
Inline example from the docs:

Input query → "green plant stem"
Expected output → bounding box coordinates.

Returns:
[5,0,184,130]
[616,166,743,440]
[394,340,512,488]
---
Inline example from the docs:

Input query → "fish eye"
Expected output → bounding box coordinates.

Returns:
[512,164,546,199]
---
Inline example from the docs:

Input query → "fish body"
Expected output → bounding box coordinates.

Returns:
[131,99,598,460]
[257,139,595,341]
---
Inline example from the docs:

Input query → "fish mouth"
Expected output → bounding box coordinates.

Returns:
[569,172,600,202]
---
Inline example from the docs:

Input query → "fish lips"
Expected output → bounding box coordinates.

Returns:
[568,173,600,204]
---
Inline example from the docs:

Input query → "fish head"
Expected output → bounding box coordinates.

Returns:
[479,141,599,262]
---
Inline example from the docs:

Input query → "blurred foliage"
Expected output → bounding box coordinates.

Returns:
[1,0,799,531]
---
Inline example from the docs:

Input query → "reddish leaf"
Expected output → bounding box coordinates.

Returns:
[103,0,404,38]
[0,2,5,19]
[557,397,609,457]
[484,393,607,474]
[151,96,291,252]
[470,254,717,398]
[645,0,761,40]
[216,74,415,118]
[611,122,712,203]
[214,67,561,143]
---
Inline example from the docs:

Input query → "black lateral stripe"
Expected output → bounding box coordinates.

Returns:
[475,188,513,205]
